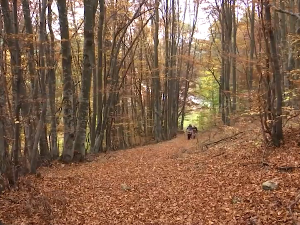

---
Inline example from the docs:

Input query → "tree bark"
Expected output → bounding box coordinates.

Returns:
[232,0,237,112]
[248,2,255,90]
[169,0,177,138]
[264,0,283,146]
[57,0,75,163]
[21,0,40,167]
[73,0,98,161]
[30,0,49,173]
[91,0,105,152]
[1,0,23,185]
[153,0,162,142]
[47,0,59,159]
[0,18,7,174]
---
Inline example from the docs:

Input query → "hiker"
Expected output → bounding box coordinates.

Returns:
[192,126,198,139]
[186,124,193,140]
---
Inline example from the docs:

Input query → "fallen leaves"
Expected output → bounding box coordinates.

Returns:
[0,122,300,224]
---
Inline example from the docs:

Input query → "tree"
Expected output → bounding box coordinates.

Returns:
[57,0,75,163]
[231,0,237,112]
[248,1,255,91]
[47,0,59,159]
[153,0,162,141]
[180,0,199,130]
[0,8,7,175]
[1,0,23,184]
[91,0,105,151]
[73,0,98,161]
[264,0,283,146]
[0,0,201,185]
[30,0,49,173]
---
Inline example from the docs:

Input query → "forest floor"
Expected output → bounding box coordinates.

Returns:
[1,118,300,225]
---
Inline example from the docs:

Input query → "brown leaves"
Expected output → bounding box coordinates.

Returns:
[1,124,300,224]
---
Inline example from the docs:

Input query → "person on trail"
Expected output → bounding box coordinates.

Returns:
[192,126,198,139]
[186,124,193,140]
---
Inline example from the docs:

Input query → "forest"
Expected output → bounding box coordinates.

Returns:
[1,0,300,224]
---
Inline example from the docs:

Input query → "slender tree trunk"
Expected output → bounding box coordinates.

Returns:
[47,0,59,159]
[232,0,237,112]
[22,0,37,164]
[57,0,75,163]
[278,0,288,108]
[180,1,199,129]
[92,2,147,152]
[248,2,255,90]
[30,0,49,173]
[92,0,105,152]
[38,0,50,160]
[295,0,300,70]
[219,0,232,125]
[39,126,50,160]
[287,0,295,73]
[73,0,98,161]
[163,0,170,140]
[169,0,177,138]
[1,0,23,185]
[264,0,283,146]
[0,19,7,174]
[153,0,162,142]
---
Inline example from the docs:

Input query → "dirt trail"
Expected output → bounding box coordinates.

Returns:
[1,126,300,224]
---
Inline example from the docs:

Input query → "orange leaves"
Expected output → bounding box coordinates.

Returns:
[1,124,300,224]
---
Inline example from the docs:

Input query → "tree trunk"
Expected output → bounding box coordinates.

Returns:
[264,0,283,146]
[30,0,49,173]
[248,1,255,90]
[153,0,162,142]
[39,125,50,160]
[22,0,38,160]
[92,2,147,152]
[169,0,177,138]
[0,22,7,174]
[232,0,237,112]
[1,0,23,185]
[279,0,287,78]
[57,0,75,163]
[92,0,105,152]
[180,1,199,129]
[47,0,59,159]
[219,0,232,125]
[163,0,170,140]
[73,0,98,161]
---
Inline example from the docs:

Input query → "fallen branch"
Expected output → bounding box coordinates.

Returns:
[203,132,244,148]
[288,193,300,225]
[211,152,225,158]
[277,166,300,172]
[0,195,19,204]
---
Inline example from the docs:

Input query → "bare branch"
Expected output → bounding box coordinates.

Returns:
[270,4,300,20]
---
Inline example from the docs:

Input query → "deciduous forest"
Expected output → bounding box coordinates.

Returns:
[1,0,300,224]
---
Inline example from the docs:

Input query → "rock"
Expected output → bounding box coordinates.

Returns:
[121,183,131,191]
[262,180,279,191]
[232,196,242,204]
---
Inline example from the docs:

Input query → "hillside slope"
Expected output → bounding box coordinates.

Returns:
[1,121,300,225]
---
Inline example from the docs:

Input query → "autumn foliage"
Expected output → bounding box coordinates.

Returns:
[1,119,300,224]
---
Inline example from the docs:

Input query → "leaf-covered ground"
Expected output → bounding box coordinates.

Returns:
[1,120,300,224]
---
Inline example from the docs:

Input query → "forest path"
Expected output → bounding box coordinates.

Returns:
[1,124,300,224]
